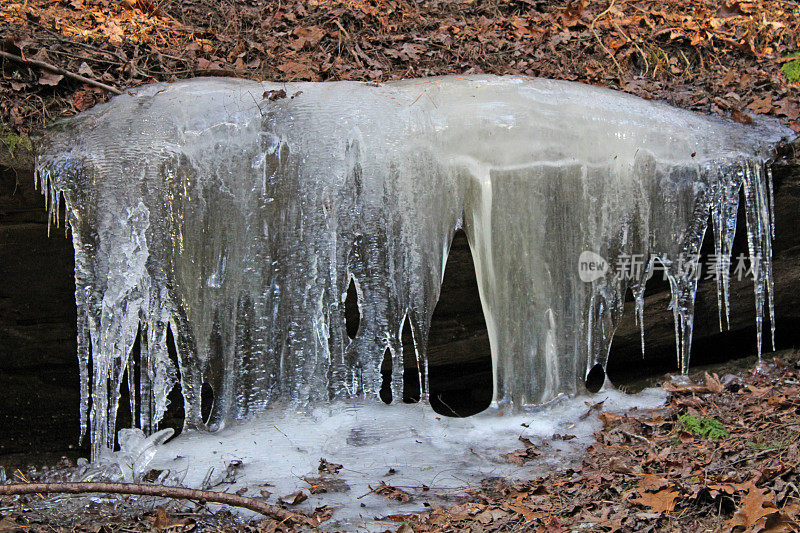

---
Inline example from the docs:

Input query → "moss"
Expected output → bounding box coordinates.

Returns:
[678,414,729,440]
[782,52,800,83]
[1,128,34,158]
[746,436,788,451]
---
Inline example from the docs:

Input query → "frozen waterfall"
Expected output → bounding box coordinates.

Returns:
[34,75,790,457]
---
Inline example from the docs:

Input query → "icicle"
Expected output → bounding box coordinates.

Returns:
[740,158,776,361]
[665,254,703,377]
[710,176,741,331]
[764,165,777,352]
[634,288,646,358]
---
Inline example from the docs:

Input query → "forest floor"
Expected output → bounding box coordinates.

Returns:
[1,0,800,531]
[0,0,799,147]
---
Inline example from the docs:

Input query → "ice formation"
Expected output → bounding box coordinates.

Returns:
[35,75,790,457]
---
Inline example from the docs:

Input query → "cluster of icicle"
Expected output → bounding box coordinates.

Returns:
[34,75,791,458]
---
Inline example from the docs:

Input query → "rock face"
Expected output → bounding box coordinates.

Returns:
[0,150,80,459]
[0,137,798,457]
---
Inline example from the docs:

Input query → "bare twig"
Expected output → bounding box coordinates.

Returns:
[621,430,653,446]
[0,482,310,523]
[589,0,625,84]
[0,50,123,95]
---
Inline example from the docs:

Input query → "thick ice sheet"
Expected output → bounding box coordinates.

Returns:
[35,75,791,457]
[138,388,665,528]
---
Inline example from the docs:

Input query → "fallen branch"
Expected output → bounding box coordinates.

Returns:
[0,50,123,95]
[0,482,310,524]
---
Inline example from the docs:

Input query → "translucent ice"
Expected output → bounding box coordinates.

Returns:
[35,75,791,457]
[82,428,174,482]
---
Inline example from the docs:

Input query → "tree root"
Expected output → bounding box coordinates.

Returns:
[0,482,312,524]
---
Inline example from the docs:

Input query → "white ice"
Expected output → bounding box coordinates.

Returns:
[136,387,663,528]
[34,75,791,460]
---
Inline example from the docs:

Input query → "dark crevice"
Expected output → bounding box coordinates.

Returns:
[401,317,421,403]
[201,382,215,425]
[344,277,360,340]
[161,324,185,436]
[379,348,392,404]
[585,364,605,393]
[428,229,493,417]
[113,327,142,449]
[112,376,127,451]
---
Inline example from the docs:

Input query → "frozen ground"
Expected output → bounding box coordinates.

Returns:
[141,386,667,529]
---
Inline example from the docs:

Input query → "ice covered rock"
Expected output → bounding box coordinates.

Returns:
[35,75,791,457]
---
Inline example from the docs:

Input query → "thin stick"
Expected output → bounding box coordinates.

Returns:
[0,50,123,95]
[0,482,309,523]
[589,0,625,84]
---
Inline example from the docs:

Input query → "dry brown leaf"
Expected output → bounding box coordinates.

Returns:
[609,457,634,474]
[775,98,800,121]
[629,488,680,513]
[277,61,315,79]
[281,490,308,505]
[476,508,508,524]
[373,481,413,503]
[77,62,93,76]
[506,503,546,521]
[38,71,64,87]
[747,95,773,114]
[725,484,778,531]
[318,458,343,474]
[730,108,753,124]
[640,475,670,492]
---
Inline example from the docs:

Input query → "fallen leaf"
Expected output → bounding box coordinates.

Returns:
[291,26,326,50]
[640,475,670,492]
[318,458,343,474]
[747,95,773,114]
[775,98,800,121]
[277,61,315,79]
[263,89,286,101]
[476,508,508,524]
[152,506,170,529]
[745,384,772,397]
[726,484,779,531]
[503,443,541,465]
[599,412,624,425]
[580,400,605,420]
[630,489,680,513]
[77,62,94,76]
[280,490,308,505]
[730,108,753,124]
[507,503,545,521]
[38,71,64,87]
[73,89,98,112]
[372,481,413,503]
[609,457,635,474]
